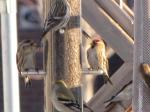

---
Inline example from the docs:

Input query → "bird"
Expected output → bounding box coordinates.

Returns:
[42,0,71,37]
[87,38,113,85]
[51,80,94,112]
[140,63,150,88]
[16,39,38,88]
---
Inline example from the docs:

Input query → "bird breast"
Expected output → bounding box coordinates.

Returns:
[87,47,100,69]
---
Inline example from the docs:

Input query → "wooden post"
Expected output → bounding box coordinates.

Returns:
[1,0,20,112]
[43,0,53,112]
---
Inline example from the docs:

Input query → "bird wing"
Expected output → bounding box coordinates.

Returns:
[95,44,113,84]
[57,97,81,110]
[50,0,67,16]
[52,83,81,112]
[16,46,25,74]
[56,85,76,101]
[42,0,68,36]
[106,59,109,73]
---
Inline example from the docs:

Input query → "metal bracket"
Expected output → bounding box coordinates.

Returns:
[82,68,104,75]
[21,71,46,80]
[21,71,46,75]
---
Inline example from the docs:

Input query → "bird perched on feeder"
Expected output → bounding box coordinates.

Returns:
[51,80,94,112]
[87,37,113,85]
[16,39,38,88]
[140,63,150,88]
[42,0,71,37]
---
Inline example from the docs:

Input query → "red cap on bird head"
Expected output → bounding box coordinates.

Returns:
[93,39,101,44]
[92,34,103,43]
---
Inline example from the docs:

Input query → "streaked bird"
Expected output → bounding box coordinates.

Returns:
[51,80,93,112]
[16,39,38,88]
[87,38,112,85]
[42,0,71,37]
[140,63,150,88]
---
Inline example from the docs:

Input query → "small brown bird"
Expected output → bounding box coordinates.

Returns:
[87,38,112,85]
[140,63,150,88]
[42,0,71,37]
[16,39,38,88]
[51,80,94,112]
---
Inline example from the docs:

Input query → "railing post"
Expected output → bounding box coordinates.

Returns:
[1,0,20,112]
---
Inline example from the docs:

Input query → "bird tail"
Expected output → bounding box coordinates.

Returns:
[103,75,113,85]
[24,76,31,88]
